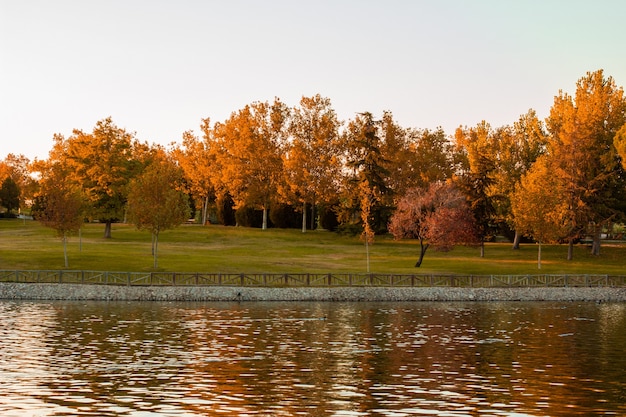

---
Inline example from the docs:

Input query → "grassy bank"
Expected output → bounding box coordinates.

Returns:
[0,219,625,275]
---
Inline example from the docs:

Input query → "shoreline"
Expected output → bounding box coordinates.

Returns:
[1,283,626,302]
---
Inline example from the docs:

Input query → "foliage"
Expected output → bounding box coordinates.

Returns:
[212,99,289,229]
[340,112,390,232]
[511,156,570,268]
[46,118,146,238]
[388,182,479,267]
[126,154,191,269]
[4,69,626,264]
[33,163,86,268]
[490,110,549,248]
[283,94,342,232]
[454,121,498,256]
[0,177,20,213]
[171,127,216,225]
[0,154,34,211]
[545,69,626,258]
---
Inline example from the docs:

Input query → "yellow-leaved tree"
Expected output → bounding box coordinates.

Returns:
[283,94,341,232]
[172,125,216,225]
[511,156,569,269]
[213,99,289,229]
[126,151,190,269]
[545,70,626,258]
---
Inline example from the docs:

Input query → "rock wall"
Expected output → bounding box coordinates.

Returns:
[1,283,626,302]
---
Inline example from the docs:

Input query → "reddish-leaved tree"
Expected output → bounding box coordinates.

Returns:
[389,182,479,267]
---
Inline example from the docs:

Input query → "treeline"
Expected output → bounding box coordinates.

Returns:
[2,69,626,266]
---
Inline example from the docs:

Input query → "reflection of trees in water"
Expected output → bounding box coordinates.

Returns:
[1,301,625,416]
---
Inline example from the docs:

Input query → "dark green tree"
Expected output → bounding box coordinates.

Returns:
[0,177,20,214]
[340,112,390,232]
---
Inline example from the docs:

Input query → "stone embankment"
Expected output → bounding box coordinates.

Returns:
[1,283,626,302]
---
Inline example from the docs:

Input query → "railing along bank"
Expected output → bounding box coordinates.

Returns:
[1,270,625,288]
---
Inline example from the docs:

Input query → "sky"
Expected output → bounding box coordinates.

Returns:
[2,0,626,161]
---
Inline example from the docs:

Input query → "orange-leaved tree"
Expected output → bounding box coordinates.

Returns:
[545,70,626,258]
[454,121,497,257]
[49,118,144,238]
[213,99,289,229]
[172,125,216,225]
[283,94,341,232]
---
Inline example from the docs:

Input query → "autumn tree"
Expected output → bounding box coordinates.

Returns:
[172,125,216,225]
[339,112,390,232]
[33,163,85,268]
[213,99,289,230]
[490,110,548,249]
[388,182,478,267]
[359,179,378,272]
[51,117,144,238]
[377,111,410,200]
[511,156,569,268]
[454,121,497,257]
[0,153,35,212]
[126,153,190,269]
[545,69,626,258]
[408,127,455,188]
[283,94,341,232]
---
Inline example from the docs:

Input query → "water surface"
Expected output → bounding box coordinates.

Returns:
[0,300,625,416]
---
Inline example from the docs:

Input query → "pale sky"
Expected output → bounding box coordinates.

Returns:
[1,0,625,161]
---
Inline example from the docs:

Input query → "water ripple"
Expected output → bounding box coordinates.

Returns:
[0,301,624,416]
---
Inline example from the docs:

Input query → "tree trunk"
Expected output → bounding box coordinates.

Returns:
[63,232,69,268]
[202,195,209,225]
[414,240,430,267]
[365,238,370,273]
[262,207,268,230]
[153,231,159,269]
[151,232,156,256]
[302,201,307,233]
[537,241,542,270]
[567,237,574,261]
[311,196,316,230]
[512,230,521,250]
[591,224,602,256]
[104,221,112,239]
[480,240,485,258]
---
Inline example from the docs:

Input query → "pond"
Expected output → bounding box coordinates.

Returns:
[0,300,625,416]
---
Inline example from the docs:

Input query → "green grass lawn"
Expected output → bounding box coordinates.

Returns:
[0,219,624,275]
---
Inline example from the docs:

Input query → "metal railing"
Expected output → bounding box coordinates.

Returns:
[0,270,625,288]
